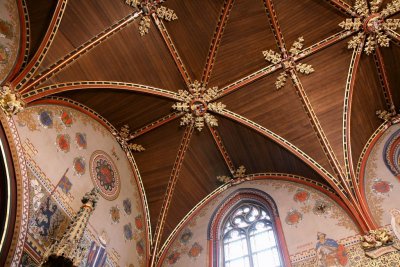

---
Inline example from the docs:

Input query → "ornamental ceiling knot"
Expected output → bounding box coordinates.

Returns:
[217,165,247,184]
[339,0,400,54]
[172,81,225,131]
[0,83,25,116]
[113,124,145,153]
[262,37,314,90]
[124,0,178,36]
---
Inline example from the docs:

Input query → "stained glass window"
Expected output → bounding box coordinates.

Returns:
[221,203,282,267]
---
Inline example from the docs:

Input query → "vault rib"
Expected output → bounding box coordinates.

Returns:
[216,63,282,99]
[323,0,358,17]
[12,0,69,91]
[207,125,236,174]
[293,30,356,62]
[150,124,194,266]
[18,12,142,94]
[201,0,235,85]
[129,112,182,140]
[21,81,180,103]
[373,48,396,112]
[342,41,377,230]
[263,0,287,54]
[152,15,192,87]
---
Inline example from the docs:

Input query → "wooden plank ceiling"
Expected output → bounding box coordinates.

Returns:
[10,0,400,259]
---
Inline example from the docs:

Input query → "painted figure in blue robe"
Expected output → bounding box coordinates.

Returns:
[316,232,347,267]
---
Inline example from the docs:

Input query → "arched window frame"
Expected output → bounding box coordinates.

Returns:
[208,188,291,267]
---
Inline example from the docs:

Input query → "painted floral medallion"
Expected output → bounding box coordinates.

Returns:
[293,189,310,203]
[372,178,393,194]
[188,242,203,258]
[60,110,73,127]
[123,223,133,241]
[136,239,145,256]
[109,206,120,224]
[56,134,70,152]
[73,157,86,176]
[123,198,132,215]
[90,150,120,200]
[38,110,53,128]
[285,209,302,226]
[75,132,87,149]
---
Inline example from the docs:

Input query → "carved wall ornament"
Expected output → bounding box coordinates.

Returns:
[0,83,25,116]
[112,124,145,153]
[262,37,314,90]
[124,0,177,36]
[339,0,400,54]
[376,109,396,122]
[172,80,225,131]
[216,165,247,184]
[361,228,399,259]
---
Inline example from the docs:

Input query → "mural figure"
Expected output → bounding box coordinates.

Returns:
[34,197,58,237]
[316,232,347,267]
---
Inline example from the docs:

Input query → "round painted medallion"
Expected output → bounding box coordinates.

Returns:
[38,110,53,128]
[90,150,120,200]
[60,110,73,127]
[73,157,86,176]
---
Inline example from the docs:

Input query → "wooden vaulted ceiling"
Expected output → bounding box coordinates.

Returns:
[7,0,400,262]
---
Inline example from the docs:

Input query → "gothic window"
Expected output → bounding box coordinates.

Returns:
[221,203,282,267]
[208,189,289,267]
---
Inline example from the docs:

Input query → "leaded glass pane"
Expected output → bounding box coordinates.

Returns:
[221,203,282,267]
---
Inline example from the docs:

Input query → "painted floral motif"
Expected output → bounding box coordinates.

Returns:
[73,157,86,176]
[135,214,144,231]
[123,198,132,215]
[90,151,120,200]
[188,242,203,258]
[38,110,53,128]
[179,228,193,244]
[167,251,181,265]
[371,178,393,194]
[0,19,14,39]
[123,223,133,241]
[109,206,120,224]
[60,110,73,127]
[56,134,70,152]
[75,132,87,149]
[293,189,310,203]
[313,200,331,216]
[136,239,145,256]
[285,209,302,226]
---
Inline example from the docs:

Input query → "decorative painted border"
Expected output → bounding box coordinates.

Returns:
[0,112,30,267]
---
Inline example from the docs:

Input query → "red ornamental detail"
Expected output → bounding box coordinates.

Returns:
[285,209,302,225]
[136,239,145,256]
[135,215,143,230]
[372,179,392,194]
[73,157,85,175]
[293,190,309,203]
[56,134,70,152]
[90,151,120,200]
[188,242,203,258]
[167,251,180,264]
[60,111,73,127]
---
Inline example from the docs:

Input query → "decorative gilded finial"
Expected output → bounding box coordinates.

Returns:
[124,0,178,36]
[113,125,145,153]
[339,0,400,54]
[172,81,225,131]
[0,83,25,116]
[217,165,247,184]
[262,37,314,90]
[41,188,100,267]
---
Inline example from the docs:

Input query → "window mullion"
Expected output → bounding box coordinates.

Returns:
[246,228,254,267]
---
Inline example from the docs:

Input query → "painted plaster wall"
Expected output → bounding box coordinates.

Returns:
[363,124,400,227]
[0,0,20,83]
[159,179,359,267]
[13,104,147,267]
